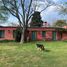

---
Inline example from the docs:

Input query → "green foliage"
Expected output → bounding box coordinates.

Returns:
[30,11,43,27]
[0,41,67,67]
[53,20,67,27]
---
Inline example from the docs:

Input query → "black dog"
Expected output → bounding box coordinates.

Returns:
[36,44,45,51]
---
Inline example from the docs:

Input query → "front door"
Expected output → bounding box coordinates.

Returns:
[52,31,56,41]
[32,31,36,40]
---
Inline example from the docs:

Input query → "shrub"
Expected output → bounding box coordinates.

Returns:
[15,27,22,42]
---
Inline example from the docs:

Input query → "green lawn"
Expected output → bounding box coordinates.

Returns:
[0,41,67,67]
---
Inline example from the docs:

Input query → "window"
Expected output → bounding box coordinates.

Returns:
[13,30,16,38]
[0,30,5,38]
[42,31,46,37]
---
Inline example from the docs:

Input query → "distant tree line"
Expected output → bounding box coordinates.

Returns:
[52,20,67,27]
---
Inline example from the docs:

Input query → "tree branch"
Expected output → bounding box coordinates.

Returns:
[20,0,25,26]
[13,0,23,26]
[26,0,33,26]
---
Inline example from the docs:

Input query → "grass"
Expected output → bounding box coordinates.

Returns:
[0,41,67,67]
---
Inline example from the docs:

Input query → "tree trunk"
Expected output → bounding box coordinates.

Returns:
[20,27,28,43]
[20,27,25,43]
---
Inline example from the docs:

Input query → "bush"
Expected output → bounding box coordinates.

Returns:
[15,27,22,42]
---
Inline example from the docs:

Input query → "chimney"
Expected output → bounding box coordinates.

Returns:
[43,22,48,27]
[63,26,67,29]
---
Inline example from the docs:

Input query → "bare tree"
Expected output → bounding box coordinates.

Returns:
[2,0,61,43]
[2,0,35,43]
[48,1,67,15]
[0,0,8,22]
[58,4,67,15]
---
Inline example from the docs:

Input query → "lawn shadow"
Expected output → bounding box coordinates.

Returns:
[0,40,15,43]
[63,40,67,43]
[45,49,51,52]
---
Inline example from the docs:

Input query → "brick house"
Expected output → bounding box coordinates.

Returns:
[0,26,67,41]
[27,27,67,41]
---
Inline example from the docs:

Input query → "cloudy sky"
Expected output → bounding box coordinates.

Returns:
[6,0,67,26]
[40,0,67,24]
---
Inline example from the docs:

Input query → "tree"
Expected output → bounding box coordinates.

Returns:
[55,1,67,15]
[30,11,43,27]
[0,1,8,22]
[2,0,35,43]
[53,20,67,27]
[2,0,61,43]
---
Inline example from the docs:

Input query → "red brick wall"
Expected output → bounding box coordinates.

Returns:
[37,31,42,40]
[28,28,67,41]
[45,31,52,41]
[5,30,13,40]
[28,28,55,41]
[62,32,67,40]
[28,27,55,31]
[56,32,62,40]
[0,27,16,40]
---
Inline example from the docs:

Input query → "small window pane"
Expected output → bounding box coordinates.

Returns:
[0,30,4,38]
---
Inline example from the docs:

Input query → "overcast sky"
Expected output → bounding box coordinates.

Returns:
[3,0,67,26]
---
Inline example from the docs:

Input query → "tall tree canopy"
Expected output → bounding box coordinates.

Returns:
[53,20,67,27]
[30,11,43,27]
